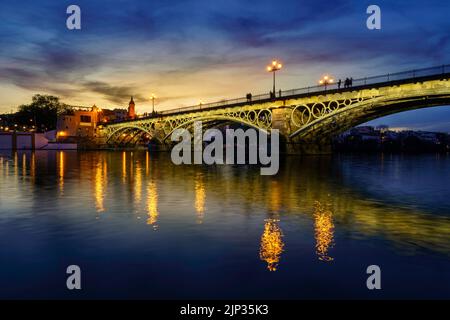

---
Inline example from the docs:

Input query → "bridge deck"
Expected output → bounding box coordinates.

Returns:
[109,65,450,124]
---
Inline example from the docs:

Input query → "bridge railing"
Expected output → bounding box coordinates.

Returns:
[153,64,450,117]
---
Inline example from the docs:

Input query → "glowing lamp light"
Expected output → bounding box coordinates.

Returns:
[266,59,283,95]
[267,60,283,72]
[319,74,335,88]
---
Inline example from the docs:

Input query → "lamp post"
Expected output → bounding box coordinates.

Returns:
[267,59,283,97]
[319,75,334,90]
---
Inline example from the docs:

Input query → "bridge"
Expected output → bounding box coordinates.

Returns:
[100,65,450,154]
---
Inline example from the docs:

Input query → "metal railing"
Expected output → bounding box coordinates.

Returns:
[145,64,450,118]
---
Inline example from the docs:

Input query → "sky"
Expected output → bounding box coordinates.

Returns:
[0,0,449,131]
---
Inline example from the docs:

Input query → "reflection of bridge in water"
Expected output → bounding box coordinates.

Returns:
[102,65,450,154]
[1,151,449,271]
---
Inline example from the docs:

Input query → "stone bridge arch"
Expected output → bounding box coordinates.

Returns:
[105,124,161,146]
[161,112,272,141]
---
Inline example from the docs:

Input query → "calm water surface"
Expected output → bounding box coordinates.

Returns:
[0,150,449,299]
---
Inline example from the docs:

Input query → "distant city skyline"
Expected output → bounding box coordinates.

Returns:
[1,0,449,131]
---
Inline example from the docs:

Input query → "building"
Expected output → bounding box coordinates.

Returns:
[128,96,136,119]
[99,108,128,123]
[56,105,101,140]
[415,131,439,143]
[376,125,389,133]
[350,126,375,135]
[56,97,138,141]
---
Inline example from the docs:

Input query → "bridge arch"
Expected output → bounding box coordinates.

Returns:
[162,113,271,141]
[289,94,450,140]
[106,125,161,145]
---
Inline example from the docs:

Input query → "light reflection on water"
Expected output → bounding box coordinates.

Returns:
[146,180,158,229]
[259,219,284,271]
[314,201,335,262]
[0,150,449,299]
[195,172,206,224]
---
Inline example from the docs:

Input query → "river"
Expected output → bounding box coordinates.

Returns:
[0,150,449,299]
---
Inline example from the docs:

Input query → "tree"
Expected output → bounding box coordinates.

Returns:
[15,94,73,131]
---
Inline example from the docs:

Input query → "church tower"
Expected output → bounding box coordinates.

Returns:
[128,96,136,119]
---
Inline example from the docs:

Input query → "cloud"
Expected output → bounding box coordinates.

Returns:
[80,80,146,105]
[0,0,449,126]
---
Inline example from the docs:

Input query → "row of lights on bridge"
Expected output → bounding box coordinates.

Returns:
[265,59,334,91]
[144,59,334,112]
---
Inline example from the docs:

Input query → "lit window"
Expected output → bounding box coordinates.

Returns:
[80,115,91,123]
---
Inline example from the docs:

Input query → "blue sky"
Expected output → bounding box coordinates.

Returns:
[0,0,449,131]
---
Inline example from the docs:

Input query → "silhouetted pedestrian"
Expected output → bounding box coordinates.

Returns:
[344,78,349,88]
[350,77,353,87]
[338,79,342,89]
[279,89,282,97]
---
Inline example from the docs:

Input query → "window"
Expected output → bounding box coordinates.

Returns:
[80,115,91,123]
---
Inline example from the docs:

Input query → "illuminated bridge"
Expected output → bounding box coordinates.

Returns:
[101,65,450,154]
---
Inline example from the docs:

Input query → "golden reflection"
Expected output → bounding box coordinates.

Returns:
[259,219,285,272]
[146,181,159,229]
[314,201,335,262]
[130,152,134,180]
[58,151,64,194]
[195,173,206,224]
[94,158,107,213]
[13,151,18,177]
[146,151,149,176]
[22,153,26,176]
[269,180,282,213]
[122,151,126,182]
[134,163,142,202]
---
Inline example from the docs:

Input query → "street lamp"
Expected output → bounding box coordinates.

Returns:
[319,75,334,90]
[267,59,283,97]
[151,93,156,115]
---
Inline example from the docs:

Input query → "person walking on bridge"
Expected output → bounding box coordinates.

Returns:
[344,78,350,88]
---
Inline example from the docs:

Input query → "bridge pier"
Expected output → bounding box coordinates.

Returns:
[272,108,331,155]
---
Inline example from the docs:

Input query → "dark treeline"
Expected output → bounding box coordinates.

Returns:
[0,94,74,132]
[334,128,450,153]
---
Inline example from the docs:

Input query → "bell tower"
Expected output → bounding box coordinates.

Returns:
[128,96,136,119]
